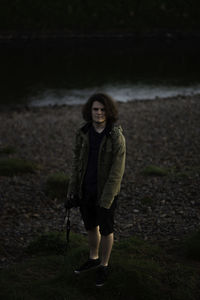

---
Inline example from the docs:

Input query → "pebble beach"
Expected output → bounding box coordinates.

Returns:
[0,95,200,266]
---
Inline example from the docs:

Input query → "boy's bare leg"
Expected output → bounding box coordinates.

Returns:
[100,233,114,266]
[88,226,101,259]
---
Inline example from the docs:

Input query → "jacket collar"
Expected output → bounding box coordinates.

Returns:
[81,122,113,137]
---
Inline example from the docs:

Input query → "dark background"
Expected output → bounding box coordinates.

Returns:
[0,0,199,34]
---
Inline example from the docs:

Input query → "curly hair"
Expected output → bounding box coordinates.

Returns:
[82,93,118,123]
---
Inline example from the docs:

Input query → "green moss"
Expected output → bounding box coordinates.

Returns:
[26,231,68,255]
[0,146,16,155]
[142,165,200,178]
[183,230,200,261]
[45,172,69,199]
[0,233,199,300]
[0,157,39,176]
[175,167,200,178]
[143,165,169,176]
[26,231,88,256]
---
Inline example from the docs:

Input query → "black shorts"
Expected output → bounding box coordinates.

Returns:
[79,198,117,236]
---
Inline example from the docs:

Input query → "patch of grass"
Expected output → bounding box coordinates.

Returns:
[0,158,39,176]
[175,167,200,178]
[26,231,88,257]
[45,172,69,199]
[0,146,16,155]
[143,165,169,177]
[183,230,200,261]
[26,231,67,255]
[143,165,200,179]
[0,232,199,300]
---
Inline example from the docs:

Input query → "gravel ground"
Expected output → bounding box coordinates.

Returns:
[0,95,200,267]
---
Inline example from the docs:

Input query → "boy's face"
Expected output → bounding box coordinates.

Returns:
[91,101,106,124]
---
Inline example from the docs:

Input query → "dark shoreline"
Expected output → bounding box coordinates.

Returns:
[1,30,200,48]
[0,94,199,113]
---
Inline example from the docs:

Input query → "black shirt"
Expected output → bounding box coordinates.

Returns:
[83,125,106,202]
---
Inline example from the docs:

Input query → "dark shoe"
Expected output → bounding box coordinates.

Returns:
[96,265,109,287]
[74,258,100,274]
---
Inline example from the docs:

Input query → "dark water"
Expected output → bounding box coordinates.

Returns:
[0,38,200,107]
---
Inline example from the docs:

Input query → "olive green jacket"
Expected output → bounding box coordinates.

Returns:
[68,122,126,209]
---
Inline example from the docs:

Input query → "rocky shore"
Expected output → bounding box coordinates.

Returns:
[0,95,200,267]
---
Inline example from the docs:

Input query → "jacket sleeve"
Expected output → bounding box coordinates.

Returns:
[67,130,81,196]
[100,131,126,209]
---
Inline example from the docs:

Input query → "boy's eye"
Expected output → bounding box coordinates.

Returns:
[93,108,105,112]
